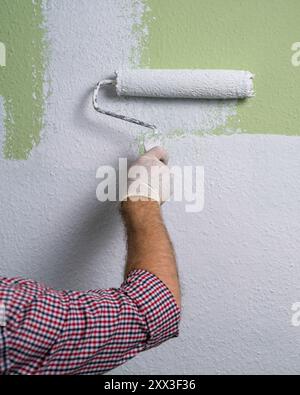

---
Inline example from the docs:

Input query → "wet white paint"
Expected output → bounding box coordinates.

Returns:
[0,0,300,375]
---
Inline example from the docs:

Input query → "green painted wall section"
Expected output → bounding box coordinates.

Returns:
[141,0,300,135]
[0,0,47,160]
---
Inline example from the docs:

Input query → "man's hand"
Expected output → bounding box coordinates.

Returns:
[123,146,172,204]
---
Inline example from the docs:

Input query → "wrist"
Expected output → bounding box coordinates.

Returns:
[121,198,160,215]
[123,183,161,205]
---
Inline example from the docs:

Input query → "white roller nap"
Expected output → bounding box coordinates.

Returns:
[116,69,254,99]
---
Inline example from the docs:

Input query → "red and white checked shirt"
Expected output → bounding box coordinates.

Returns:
[0,270,180,375]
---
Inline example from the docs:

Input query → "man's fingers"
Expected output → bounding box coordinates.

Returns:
[145,146,169,165]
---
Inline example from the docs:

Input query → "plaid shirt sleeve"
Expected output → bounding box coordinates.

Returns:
[0,270,180,375]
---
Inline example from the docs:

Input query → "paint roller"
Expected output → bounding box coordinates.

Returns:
[93,69,254,145]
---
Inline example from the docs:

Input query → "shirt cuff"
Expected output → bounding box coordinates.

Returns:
[120,269,181,350]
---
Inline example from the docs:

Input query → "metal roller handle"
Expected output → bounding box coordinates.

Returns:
[93,79,157,131]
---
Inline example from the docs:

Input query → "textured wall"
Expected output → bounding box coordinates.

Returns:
[141,0,300,137]
[0,0,300,374]
[0,0,47,159]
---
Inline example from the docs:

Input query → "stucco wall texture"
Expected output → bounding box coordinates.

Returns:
[0,0,300,374]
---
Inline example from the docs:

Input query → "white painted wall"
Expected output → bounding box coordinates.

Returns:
[0,0,300,374]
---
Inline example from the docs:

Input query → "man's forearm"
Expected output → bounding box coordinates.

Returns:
[121,200,181,307]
